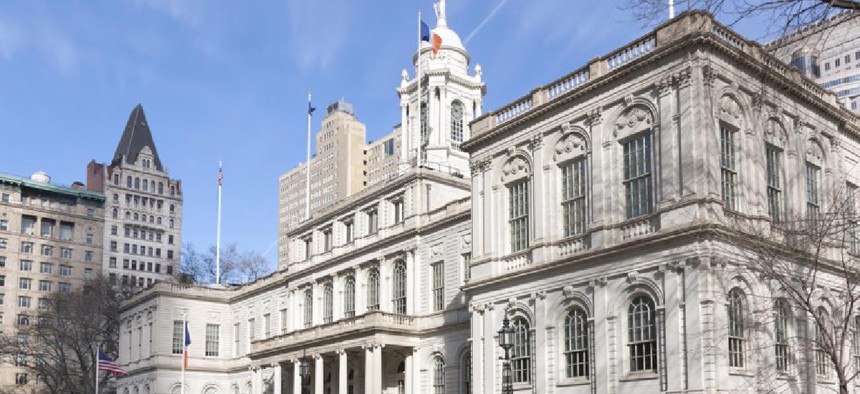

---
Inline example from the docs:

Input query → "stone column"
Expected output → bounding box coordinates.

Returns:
[470,305,484,394]
[251,366,263,394]
[406,250,415,315]
[364,345,375,393]
[293,360,302,394]
[338,350,348,394]
[374,345,384,392]
[272,362,283,394]
[533,291,547,393]
[404,350,413,394]
[314,355,324,394]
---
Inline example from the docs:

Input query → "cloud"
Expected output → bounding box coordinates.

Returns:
[464,0,509,45]
[0,15,79,75]
[130,0,205,28]
[284,0,357,71]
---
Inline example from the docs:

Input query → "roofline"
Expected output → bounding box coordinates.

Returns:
[0,173,106,202]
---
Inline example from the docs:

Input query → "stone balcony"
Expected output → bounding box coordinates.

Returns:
[251,311,417,355]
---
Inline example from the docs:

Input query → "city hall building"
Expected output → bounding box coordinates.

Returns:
[117,6,860,394]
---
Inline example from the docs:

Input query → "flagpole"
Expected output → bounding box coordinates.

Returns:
[417,9,423,168]
[181,314,186,394]
[94,350,99,394]
[669,0,675,18]
[305,91,312,220]
[215,160,222,284]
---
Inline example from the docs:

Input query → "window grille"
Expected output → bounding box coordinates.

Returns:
[562,158,588,236]
[628,296,657,372]
[623,133,653,218]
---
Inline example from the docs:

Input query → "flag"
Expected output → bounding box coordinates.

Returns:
[217,166,223,186]
[97,350,128,376]
[432,33,442,56]
[420,20,431,42]
[183,322,191,369]
[308,100,316,116]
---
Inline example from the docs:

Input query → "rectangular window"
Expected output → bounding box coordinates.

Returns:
[720,125,738,210]
[323,229,332,253]
[432,262,444,312]
[233,323,241,356]
[85,251,93,262]
[172,320,184,354]
[623,133,653,218]
[806,163,820,220]
[304,237,313,260]
[561,158,587,236]
[509,180,530,252]
[18,296,31,308]
[462,253,471,283]
[367,210,378,235]
[19,260,32,271]
[205,324,220,357]
[20,215,36,235]
[39,219,54,237]
[248,318,256,340]
[280,309,288,334]
[59,265,72,276]
[19,278,31,290]
[40,245,52,256]
[263,314,271,338]
[0,193,8,202]
[0,256,4,268]
[0,220,6,231]
[21,242,33,254]
[766,144,783,223]
[59,222,73,241]
[393,200,404,224]
[39,262,52,274]
[38,280,51,292]
[58,282,71,293]
[0,238,6,249]
[848,184,859,254]
[344,220,354,244]
[60,248,71,259]
[38,298,48,310]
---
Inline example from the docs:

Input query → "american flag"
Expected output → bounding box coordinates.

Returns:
[218,166,223,186]
[98,350,128,376]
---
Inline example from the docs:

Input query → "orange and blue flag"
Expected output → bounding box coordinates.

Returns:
[183,322,191,368]
[420,19,442,56]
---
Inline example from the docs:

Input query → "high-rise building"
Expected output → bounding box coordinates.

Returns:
[768,11,860,112]
[87,104,183,287]
[277,99,368,266]
[366,126,402,187]
[0,171,105,391]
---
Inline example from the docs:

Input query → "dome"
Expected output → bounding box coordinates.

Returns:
[432,25,465,52]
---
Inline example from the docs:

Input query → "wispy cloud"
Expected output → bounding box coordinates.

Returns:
[0,15,79,75]
[130,0,205,28]
[464,0,509,45]
[284,0,357,71]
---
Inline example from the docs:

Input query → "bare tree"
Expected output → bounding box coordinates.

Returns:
[709,184,860,394]
[0,278,133,394]
[180,242,272,285]
[624,0,860,33]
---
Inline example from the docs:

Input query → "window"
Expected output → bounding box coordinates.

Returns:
[462,253,471,283]
[561,158,587,236]
[0,238,5,249]
[304,237,313,260]
[58,282,71,293]
[0,256,4,268]
[433,357,445,394]
[727,288,746,368]
[21,242,33,254]
[39,219,54,237]
[367,269,380,311]
[462,352,472,394]
[1,193,8,202]
[392,261,407,314]
[323,229,333,253]
[19,260,32,271]
[854,316,860,370]
[21,216,35,235]
[59,265,72,276]
[205,324,220,357]
[766,144,784,223]
[628,295,657,372]
[0,275,5,286]
[344,276,356,318]
[323,283,334,324]
[19,278,31,290]
[172,321,184,354]
[393,199,404,224]
[38,280,51,292]
[85,251,93,262]
[344,220,354,244]
[420,103,429,143]
[84,268,93,280]
[17,314,30,326]
[249,320,257,342]
[367,210,378,235]
[511,317,531,383]
[564,307,589,379]
[59,222,73,240]
[509,180,530,252]
[38,298,48,310]
[450,100,465,143]
[623,133,653,218]
[431,261,444,312]
[15,373,27,385]
[39,262,52,274]
[720,125,738,210]
[816,308,830,377]
[0,220,6,231]
[280,309,288,334]
[775,299,791,372]
[18,296,31,308]
[233,323,241,356]
[848,184,859,253]
[806,163,820,220]
[61,247,72,259]
[304,289,313,328]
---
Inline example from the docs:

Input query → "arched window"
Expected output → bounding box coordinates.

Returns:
[462,351,472,394]
[450,101,464,143]
[133,213,139,221]
[511,317,531,383]
[126,176,132,188]
[141,214,147,222]
[157,217,162,225]
[628,295,657,372]
[509,180,530,252]
[564,307,589,379]
[623,132,653,218]
[344,276,356,318]
[367,269,380,311]
[420,103,428,144]
[720,123,739,210]
[392,261,407,314]
[774,299,791,372]
[303,289,313,328]
[561,158,587,236]
[169,219,174,229]
[815,307,830,377]
[134,177,140,189]
[323,283,334,324]
[158,182,164,195]
[727,288,746,368]
[142,179,148,191]
[433,357,445,394]
[112,208,118,218]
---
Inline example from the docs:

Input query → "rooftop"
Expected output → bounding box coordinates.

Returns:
[0,172,105,202]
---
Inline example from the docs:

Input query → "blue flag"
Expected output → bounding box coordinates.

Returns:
[420,20,431,42]
[308,100,316,116]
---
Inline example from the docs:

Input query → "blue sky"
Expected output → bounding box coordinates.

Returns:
[0,1,768,270]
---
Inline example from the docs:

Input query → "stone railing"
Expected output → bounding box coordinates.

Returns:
[502,250,532,272]
[556,234,590,258]
[251,311,415,353]
[468,11,843,140]
[620,215,660,240]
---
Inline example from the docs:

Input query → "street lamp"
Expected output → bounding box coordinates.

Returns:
[498,316,514,394]
[299,353,310,386]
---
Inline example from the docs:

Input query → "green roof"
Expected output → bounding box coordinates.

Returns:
[0,173,106,202]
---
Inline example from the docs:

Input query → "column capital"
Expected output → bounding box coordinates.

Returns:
[312,353,323,360]
[335,348,347,356]
[270,361,281,369]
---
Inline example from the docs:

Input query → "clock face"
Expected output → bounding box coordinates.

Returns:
[452,103,463,119]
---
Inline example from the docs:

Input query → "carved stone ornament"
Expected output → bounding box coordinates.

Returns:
[528,133,543,151]
[588,107,603,125]
[501,155,531,182]
[562,285,576,299]
[461,233,471,247]
[553,132,588,162]
[718,95,742,123]
[765,119,788,146]
[614,105,654,136]
[751,93,764,112]
[806,140,825,164]
[702,64,716,87]
[430,243,443,257]
[626,271,640,284]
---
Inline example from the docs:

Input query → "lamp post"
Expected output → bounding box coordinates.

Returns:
[498,317,514,394]
[299,355,311,386]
